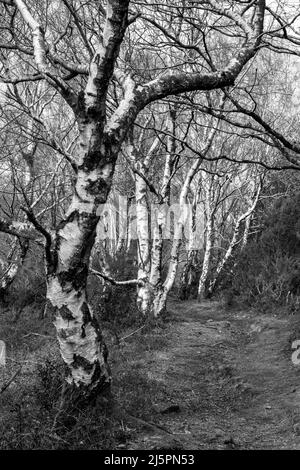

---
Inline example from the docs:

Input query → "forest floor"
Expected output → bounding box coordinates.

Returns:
[120,299,300,450]
[1,298,300,449]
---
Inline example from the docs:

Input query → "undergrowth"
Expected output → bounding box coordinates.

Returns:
[0,302,170,449]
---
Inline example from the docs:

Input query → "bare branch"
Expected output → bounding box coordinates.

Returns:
[90,268,143,287]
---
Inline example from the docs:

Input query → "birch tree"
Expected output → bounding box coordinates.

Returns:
[0,0,266,399]
[208,176,263,297]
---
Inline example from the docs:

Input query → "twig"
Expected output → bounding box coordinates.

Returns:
[123,411,200,448]
[120,325,145,341]
[90,268,143,287]
[6,357,44,365]
[22,332,55,339]
[0,366,22,394]
[51,382,67,433]
[125,412,174,435]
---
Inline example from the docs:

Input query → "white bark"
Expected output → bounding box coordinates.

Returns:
[47,278,109,388]
[179,181,202,299]
[116,195,129,253]
[208,184,262,296]
[135,163,151,314]
[126,134,162,315]
[46,164,114,393]
[198,178,214,300]
[149,108,176,287]
[153,122,220,316]
[242,214,252,250]
[4,0,266,396]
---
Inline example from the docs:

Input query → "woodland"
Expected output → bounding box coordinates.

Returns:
[0,0,299,450]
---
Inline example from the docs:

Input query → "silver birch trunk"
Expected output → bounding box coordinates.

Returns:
[46,153,114,396]
[0,239,29,298]
[208,185,261,297]
[179,181,202,299]
[135,164,152,314]
[198,178,214,300]
[152,122,220,316]
[116,196,129,253]
[151,160,201,316]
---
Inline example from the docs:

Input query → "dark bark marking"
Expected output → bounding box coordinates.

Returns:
[72,354,94,372]
[59,305,75,321]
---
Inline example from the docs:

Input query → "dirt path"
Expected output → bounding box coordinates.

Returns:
[128,300,300,449]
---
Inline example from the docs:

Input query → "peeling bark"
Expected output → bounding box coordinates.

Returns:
[135,162,151,314]
[46,166,114,395]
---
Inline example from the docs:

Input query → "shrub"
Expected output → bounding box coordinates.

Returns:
[4,245,46,319]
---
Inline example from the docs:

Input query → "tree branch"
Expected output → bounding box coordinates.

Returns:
[13,0,78,109]
[20,207,52,263]
[90,268,143,287]
[106,1,266,141]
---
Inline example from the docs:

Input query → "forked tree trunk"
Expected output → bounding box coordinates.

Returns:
[127,133,162,315]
